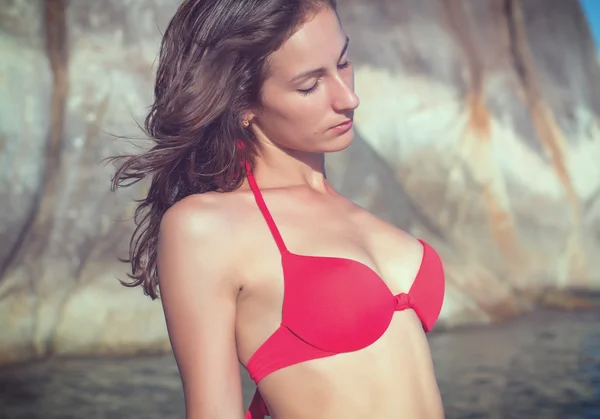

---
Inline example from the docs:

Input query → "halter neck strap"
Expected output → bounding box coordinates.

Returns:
[245,160,289,255]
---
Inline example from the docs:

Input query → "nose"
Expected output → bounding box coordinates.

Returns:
[331,72,360,113]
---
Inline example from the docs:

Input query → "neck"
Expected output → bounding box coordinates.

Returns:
[251,141,329,193]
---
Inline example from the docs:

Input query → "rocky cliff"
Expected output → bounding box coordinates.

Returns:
[1,0,599,365]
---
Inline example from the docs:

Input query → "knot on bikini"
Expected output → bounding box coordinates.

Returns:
[394,293,414,310]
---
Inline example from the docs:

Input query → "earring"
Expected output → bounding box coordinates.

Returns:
[242,119,250,127]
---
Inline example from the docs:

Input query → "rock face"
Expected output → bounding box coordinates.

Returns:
[0,0,599,365]
[0,0,176,364]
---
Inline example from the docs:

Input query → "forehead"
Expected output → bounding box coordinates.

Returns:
[268,8,346,79]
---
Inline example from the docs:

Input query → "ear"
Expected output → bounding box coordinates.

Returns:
[242,110,256,123]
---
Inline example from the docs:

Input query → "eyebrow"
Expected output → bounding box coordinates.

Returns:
[290,36,350,83]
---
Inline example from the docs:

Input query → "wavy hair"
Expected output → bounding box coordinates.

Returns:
[109,0,337,299]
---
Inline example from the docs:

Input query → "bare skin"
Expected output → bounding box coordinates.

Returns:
[157,6,444,419]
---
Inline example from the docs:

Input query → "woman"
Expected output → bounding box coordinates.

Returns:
[111,0,446,418]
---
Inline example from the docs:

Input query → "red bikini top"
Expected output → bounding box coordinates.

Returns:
[244,161,445,419]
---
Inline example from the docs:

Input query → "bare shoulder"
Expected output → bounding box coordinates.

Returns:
[161,191,245,238]
[158,190,253,289]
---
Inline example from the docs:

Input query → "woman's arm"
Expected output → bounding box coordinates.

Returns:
[157,199,244,419]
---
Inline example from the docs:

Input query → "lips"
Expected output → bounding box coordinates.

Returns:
[333,119,352,128]
[328,119,354,135]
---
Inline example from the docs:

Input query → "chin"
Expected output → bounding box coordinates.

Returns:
[289,129,354,154]
[324,129,354,153]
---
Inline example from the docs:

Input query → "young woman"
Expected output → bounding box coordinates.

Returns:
[112,0,445,417]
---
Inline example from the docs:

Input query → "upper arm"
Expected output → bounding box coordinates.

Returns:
[157,198,244,419]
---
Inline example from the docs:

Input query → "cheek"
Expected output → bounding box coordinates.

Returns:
[267,100,326,143]
[259,86,330,139]
[277,96,326,127]
[293,99,329,136]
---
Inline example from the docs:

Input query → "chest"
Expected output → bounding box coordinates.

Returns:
[247,207,388,283]
[245,207,401,310]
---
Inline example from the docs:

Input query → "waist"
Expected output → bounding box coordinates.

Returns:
[251,329,441,418]
[256,365,443,419]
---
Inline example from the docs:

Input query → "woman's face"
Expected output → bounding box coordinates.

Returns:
[249,6,360,154]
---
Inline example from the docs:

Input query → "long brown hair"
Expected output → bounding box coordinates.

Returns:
[109,0,337,299]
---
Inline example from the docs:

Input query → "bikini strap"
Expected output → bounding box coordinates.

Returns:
[245,160,289,255]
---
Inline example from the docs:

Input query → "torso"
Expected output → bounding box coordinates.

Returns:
[191,183,444,418]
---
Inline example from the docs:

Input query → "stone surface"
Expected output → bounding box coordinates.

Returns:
[0,0,172,364]
[0,0,599,364]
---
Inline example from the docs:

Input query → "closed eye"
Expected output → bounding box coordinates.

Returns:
[297,61,352,96]
[338,60,351,70]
